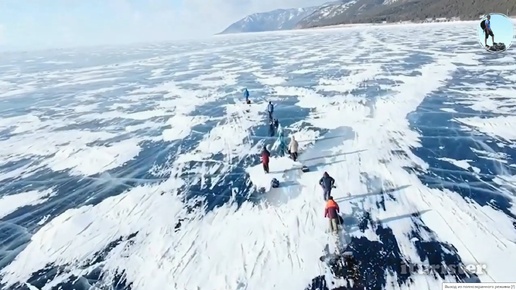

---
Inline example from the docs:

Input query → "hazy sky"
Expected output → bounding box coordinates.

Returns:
[0,0,327,50]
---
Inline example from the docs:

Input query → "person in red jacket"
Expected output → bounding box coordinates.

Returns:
[324,196,340,234]
[261,145,270,173]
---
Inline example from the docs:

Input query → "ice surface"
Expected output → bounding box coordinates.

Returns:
[0,21,515,290]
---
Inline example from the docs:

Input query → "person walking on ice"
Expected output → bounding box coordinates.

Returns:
[324,196,340,234]
[267,101,274,121]
[481,15,495,48]
[276,125,288,156]
[319,172,335,201]
[261,145,271,173]
[243,88,249,101]
[288,135,298,161]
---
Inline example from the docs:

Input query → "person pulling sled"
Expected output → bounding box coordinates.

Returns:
[325,196,341,234]
[243,88,251,104]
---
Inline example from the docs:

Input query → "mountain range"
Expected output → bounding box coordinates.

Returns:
[218,7,317,34]
[218,0,516,34]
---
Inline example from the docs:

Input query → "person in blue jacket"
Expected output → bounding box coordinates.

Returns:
[243,88,251,104]
[267,101,274,121]
[319,172,336,201]
[481,15,495,48]
[276,124,287,156]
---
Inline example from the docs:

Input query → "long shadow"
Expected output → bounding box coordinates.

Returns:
[303,150,367,163]
[278,180,298,188]
[334,185,412,203]
[267,150,366,174]
[340,209,432,233]
[268,167,304,174]
[249,134,353,143]
[379,210,431,224]
[297,134,355,143]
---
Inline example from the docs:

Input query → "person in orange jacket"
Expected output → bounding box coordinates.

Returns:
[324,196,340,234]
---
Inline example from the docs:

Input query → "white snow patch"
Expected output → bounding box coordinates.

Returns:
[0,189,55,218]
[440,108,457,113]
[437,157,479,173]
[43,138,141,176]
[162,115,209,141]
[456,116,516,141]
[252,71,286,86]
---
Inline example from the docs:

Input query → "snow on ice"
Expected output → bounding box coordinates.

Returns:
[0,21,515,290]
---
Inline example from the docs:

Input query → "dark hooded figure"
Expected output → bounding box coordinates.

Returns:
[319,172,335,200]
[267,101,274,121]
[269,121,275,137]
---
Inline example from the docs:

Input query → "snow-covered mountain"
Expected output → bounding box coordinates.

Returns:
[218,7,317,34]
[297,0,516,28]
[295,0,360,28]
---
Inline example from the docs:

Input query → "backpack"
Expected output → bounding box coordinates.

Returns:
[480,19,486,30]
[271,178,280,188]
[490,43,506,52]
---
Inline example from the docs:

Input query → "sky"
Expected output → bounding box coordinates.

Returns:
[0,0,327,50]
[477,14,515,49]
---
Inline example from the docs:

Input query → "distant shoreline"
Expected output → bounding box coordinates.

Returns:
[301,20,479,31]
[214,21,478,37]
[217,17,516,36]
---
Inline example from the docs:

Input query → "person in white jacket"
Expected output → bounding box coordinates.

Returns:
[288,135,299,161]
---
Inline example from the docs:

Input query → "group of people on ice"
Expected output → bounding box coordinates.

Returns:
[244,88,298,173]
[244,88,341,235]
[259,135,298,173]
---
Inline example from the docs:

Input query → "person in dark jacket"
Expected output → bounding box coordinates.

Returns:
[261,145,270,173]
[324,196,340,233]
[267,101,274,121]
[319,171,335,201]
[268,121,275,137]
